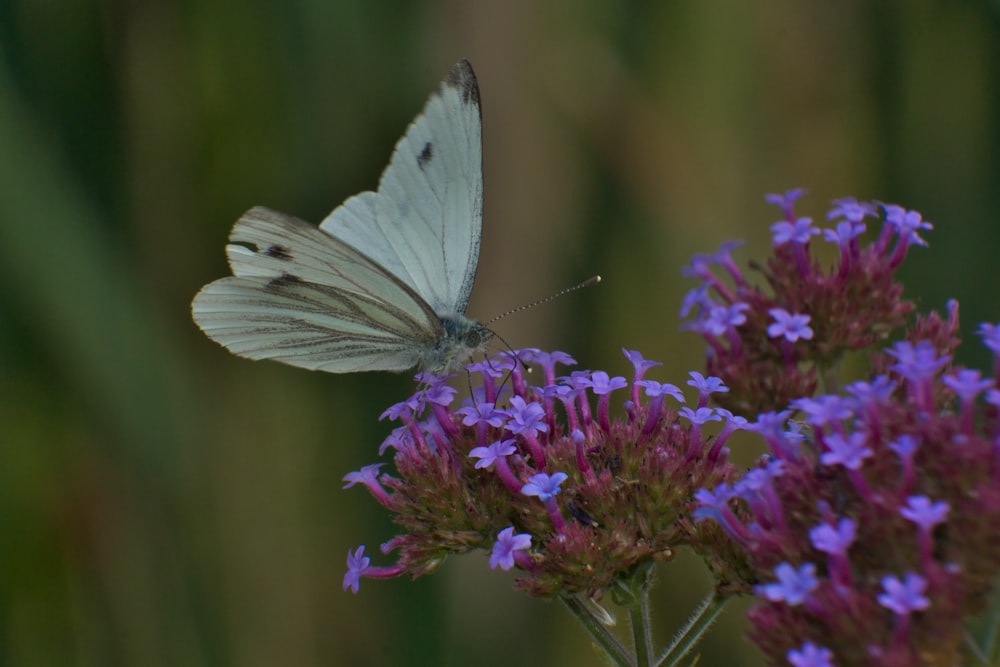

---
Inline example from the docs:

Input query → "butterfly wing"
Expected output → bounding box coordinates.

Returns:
[319,60,483,318]
[191,207,445,373]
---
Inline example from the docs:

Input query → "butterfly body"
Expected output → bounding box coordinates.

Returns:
[192,60,489,374]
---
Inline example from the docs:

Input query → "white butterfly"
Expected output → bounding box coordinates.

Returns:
[191,60,488,373]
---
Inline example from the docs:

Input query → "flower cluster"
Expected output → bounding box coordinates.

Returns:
[342,349,749,598]
[340,188,1000,666]
[681,189,930,416]
[688,192,1000,665]
[698,309,1000,665]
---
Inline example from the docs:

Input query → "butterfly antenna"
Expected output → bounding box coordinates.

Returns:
[464,367,474,398]
[484,275,602,326]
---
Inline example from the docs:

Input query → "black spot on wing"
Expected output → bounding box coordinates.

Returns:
[444,59,480,108]
[265,244,293,261]
[417,142,433,170]
[266,272,305,291]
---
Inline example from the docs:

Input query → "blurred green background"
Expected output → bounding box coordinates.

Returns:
[2,1,999,665]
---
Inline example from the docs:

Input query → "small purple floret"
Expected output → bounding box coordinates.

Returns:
[755,562,819,605]
[343,546,371,593]
[489,527,532,571]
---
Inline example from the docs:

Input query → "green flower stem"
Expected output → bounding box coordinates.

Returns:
[629,589,654,667]
[562,564,731,667]
[655,591,730,667]
[561,595,634,667]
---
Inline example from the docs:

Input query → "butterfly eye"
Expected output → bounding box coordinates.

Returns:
[464,327,487,348]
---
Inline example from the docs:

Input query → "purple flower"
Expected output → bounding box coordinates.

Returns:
[845,375,897,403]
[809,516,857,588]
[900,495,950,571]
[694,484,755,546]
[820,432,872,470]
[679,284,714,319]
[694,483,736,513]
[809,517,856,556]
[343,546,371,593]
[342,463,385,489]
[413,370,443,384]
[886,341,949,379]
[787,642,834,667]
[520,348,577,385]
[638,380,685,402]
[827,196,877,223]
[755,562,819,605]
[709,240,747,285]
[342,463,392,507]
[680,252,713,279]
[888,434,919,460]
[735,464,787,535]
[943,368,993,403]
[978,322,1000,355]
[504,396,549,437]
[747,410,799,459]
[736,459,785,497]
[679,405,721,448]
[638,380,685,434]
[623,348,662,376]
[456,401,507,428]
[679,406,720,426]
[582,370,628,395]
[423,381,457,406]
[380,397,420,422]
[883,204,932,247]
[771,217,820,245]
[767,309,814,342]
[703,303,750,336]
[522,472,568,502]
[575,371,628,432]
[822,219,866,247]
[877,572,930,615]
[716,408,748,429]
[899,496,949,531]
[765,188,807,215]
[469,439,518,469]
[709,238,745,263]
[379,426,414,455]
[791,395,854,427]
[686,372,729,408]
[467,359,507,378]
[489,527,532,571]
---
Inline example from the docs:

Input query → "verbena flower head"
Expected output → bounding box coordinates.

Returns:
[342,348,750,597]
[696,304,1000,665]
[681,191,926,415]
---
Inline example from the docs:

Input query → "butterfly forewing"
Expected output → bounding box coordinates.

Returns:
[319,60,482,317]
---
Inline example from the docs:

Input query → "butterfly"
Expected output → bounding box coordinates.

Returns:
[191,60,490,374]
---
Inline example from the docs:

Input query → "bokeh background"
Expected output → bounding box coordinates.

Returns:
[3,2,999,665]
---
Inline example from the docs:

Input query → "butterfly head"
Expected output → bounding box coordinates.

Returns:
[424,314,492,373]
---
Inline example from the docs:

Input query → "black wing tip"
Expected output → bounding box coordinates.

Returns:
[444,59,480,107]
